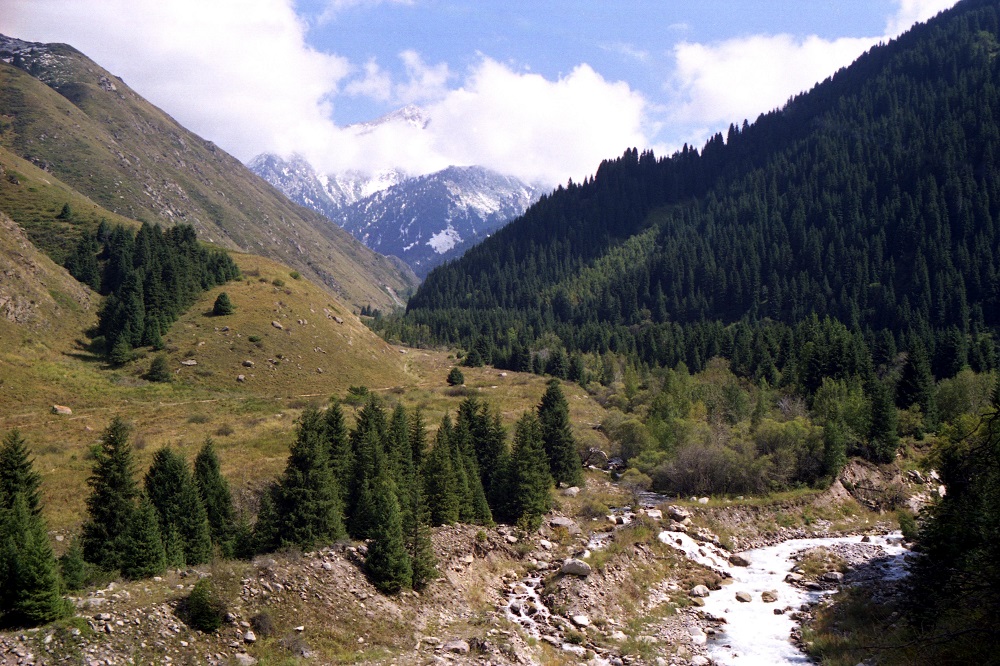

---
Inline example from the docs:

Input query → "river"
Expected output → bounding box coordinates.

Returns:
[660,531,909,665]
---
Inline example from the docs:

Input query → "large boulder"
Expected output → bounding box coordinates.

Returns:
[561,558,592,577]
[442,639,470,654]
[761,590,779,603]
[51,405,72,416]
[735,591,752,603]
[729,553,751,567]
[550,516,582,535]
[667,505,692,522]
[689,585,710,598]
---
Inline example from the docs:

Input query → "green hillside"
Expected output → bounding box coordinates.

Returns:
[400,0,1000,385]
[0,37,416,312]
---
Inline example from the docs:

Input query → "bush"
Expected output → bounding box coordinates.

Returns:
[184,579,227,632]
[289,271,301,280]
[447,367,465,386]
[212,292,234,316]
[147,354,172,383]
[250,611,276,638]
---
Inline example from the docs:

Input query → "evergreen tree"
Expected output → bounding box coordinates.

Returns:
[147,353,172,382]
[59,538,86,592]
[403,410,436,589]
[0,493,68,626]
[364,469,411,594]
[272,407,345,550]
[144,447,213,566]
[537,380,582,486]
[422,419,460,526]
[324,401,353,511]
[868,379,900,463]
[447,367,465,386]
[0,430,41,515]
[121,495,167,579]
[193,439,235,555]
[212,292,234,316]
[82,416,140,572]
[508,412,552,529]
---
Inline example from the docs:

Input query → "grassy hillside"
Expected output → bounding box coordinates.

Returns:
[0,38,416,311]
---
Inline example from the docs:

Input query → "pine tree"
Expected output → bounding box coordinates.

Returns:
[59,538,86,592]
[122,495,167,579]
[509,412,552,529]
[364,469,411,594]
[422,419,459,526]
[323,402,353,511]
[144,447,213,566]
[82,417,140,572]
[537,380,582,486]
[0,430,41,515]
[868,379,900,463]
[447,367,465,386]
[212,292,234,316]
[0,493,68,626]
[403,410,436,589]
[194,439,235,556]
[272,407,345,550]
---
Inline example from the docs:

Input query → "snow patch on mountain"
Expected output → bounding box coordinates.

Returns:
[428,225,462,254]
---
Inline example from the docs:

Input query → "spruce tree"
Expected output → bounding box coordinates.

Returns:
[147,353,172,382]
[194,439,235,555]
[537,380,582,487]
[364,469,411,594]
[0,493,68,626]
[323,402,353,511]
[122,495,167,579]
[0,430,41,515]
[82,416,140,572]
[212,292,234,316]
[403,411,437,589]
[509,412,552,529]
[868,379,900,463]
[59,538,87,592]
[144,447,213,566]
[273,407,345,550]
[422,419,459,526]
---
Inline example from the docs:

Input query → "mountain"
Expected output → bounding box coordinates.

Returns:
[338,166,539,277]
[0,34,416,311]
[249,107,539,277]
[397,0,1000,381]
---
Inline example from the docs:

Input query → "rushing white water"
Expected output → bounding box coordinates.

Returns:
[665,533,908,666]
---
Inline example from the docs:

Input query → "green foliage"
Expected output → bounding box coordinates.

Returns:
[194,439,235,556]
[364,470,411,594]
[212,291,234,316]
[144,447,213,566]
[121,496,166,579]
[422,418,460,526]
[537,380,582,487]
[0,430,41,515]
[58,538,86,592]
[146,353,171,383]
[185,578,227,633]
[82,416,139,572]
[507,412,551,529]
[446,367,464,386]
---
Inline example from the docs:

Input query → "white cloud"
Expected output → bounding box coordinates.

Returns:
[395,50,452,104]
[1,0,351,161]
[319,0,414,22]
[665,0,959,146]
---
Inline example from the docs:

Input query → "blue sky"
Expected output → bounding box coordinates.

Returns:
[1,0,958,186]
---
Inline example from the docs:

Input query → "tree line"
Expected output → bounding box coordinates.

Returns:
[0,379,584,625]
[64,221,240,362]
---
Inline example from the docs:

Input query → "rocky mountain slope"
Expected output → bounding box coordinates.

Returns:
[0,34,416,312]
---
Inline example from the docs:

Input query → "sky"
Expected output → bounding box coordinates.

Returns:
[1,0,959,187]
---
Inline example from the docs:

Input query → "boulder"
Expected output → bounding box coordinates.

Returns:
[51,405,72,416]
[561,558,592,577]
[561,486,581,497]
[271,320,284,330]
[698,497,710,505]
[237,374,246,382]
[689,585,710,598]
[729,553,751,567]
[442,639,470,654]
[761,590,779,603]
[691,657,711,666]
[667,505,692,522]
[181,359,197,366]
[561,643,587,657]
[550,516,582,534]
[233,655,257,666]
[243,630,257,643]
[583,447,610,468]
[735,591,752,603]
[571,614,590,627]
[242,360,255,368]
[821,571,844,583]
[644,509,663,521]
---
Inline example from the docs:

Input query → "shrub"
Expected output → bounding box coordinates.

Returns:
[250,611,276,638]
[184,579,227,633]
[447,367,465,386]
[289,271,301,280]
[212,292,234,316]
[147,354,172,383]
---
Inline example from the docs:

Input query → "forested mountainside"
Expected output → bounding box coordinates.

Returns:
[0,35,416,311]
[398,0,1000,383]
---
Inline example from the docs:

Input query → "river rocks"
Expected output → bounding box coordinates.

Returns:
[561,558,592,577]
[571,614,590,627]
[442,639,470,654]
[785,572,803,584]
[689,585,710,598]
[667,505,692,522]
[644,509,663,521]
[761,590,779,603]
[822,571,844,583]
[735,591,752,603]
[729,553,751,567]
[697,497,710,505]
[550,516,582,534]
